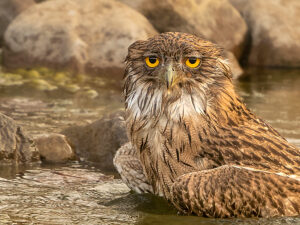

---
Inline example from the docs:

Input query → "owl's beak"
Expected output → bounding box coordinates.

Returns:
[165,64,177,89]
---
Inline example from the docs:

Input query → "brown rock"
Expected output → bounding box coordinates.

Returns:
[229,0,300,67]
[34,133,75,163]
[0,113,39,163]
[62,111,128,170]
[0,0,35,46]
[120,0,247,59]
[3,0,157,77]
[228,0,248,13]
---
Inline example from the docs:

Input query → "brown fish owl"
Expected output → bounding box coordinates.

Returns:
[113,32,300,218]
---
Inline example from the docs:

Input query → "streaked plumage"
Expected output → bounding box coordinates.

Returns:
[114,32,300,218]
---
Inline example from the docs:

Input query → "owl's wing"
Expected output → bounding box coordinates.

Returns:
[170,165,300,217]
[197,119,300,175]
[113,142,153,194]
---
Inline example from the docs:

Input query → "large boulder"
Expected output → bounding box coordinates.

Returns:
[229,0,300,67]
[120,0,247,59]
[62,111,128,170]
[0,113,40,163]
[3,0,157,77]
[0,0,35,46]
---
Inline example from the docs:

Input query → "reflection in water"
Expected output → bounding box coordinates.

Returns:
[0,68,299,224]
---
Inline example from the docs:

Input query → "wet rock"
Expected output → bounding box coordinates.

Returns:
[0,113,39,163]
[120,0,247,59]
[34,133,75,163]
[62,111,128,170]
[230,0,300,67]
[0,0,35,46]
[3,0,157,78]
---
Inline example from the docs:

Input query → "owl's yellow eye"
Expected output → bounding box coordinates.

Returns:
[145,56,159,68]
[185,57,201,68]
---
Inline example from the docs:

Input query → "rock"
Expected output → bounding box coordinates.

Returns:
[228,0,248,13]
[34,0,48,3]
[3,0,157,78]
[0,113,39,163]
[34,133,75,163]
[0,0,35,46]
[229,0,300,67]
[62,111,128,170]
[0,48,2,63]
[120,0,247,59]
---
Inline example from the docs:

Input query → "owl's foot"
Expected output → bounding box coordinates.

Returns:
[113,142,153,194]
[171,165,300,218]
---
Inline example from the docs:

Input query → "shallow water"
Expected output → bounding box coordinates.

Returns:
[0,68,299,224]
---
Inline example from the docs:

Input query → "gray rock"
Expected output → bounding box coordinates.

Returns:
[230,0,300,67]
[3,0,157,78]
[0,0,35,46]
[62,111,128,170]
[34,133,75,163]
[0,113,39,163]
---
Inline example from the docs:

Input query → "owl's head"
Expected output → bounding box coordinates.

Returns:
[124,32,234,118]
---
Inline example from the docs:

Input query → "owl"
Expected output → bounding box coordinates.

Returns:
[113,32,300,218]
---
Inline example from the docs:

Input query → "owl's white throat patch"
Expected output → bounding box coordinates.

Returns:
[126,83,206,120]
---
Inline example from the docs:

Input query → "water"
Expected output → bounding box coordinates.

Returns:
[0,68,299,224]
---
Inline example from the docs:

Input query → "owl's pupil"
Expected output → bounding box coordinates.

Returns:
[189,57,197,64]
[149,57,157,64]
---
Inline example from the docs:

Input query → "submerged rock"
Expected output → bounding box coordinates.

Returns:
[0,113,40,163]
[230,0,300,67]
[62,111,128,170]
[0,0,35,46]
[3,0,157,77]
[34,133,75,163]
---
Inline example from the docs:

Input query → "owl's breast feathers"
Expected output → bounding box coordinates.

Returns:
[125,81,300,198]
